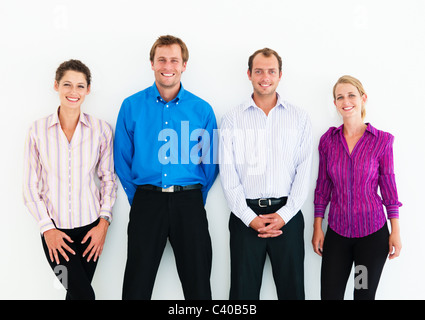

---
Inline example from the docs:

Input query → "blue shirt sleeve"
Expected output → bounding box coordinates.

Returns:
[114,98,137,205]
[199,107,219,204]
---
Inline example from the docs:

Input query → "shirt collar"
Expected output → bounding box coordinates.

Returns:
[333,123,377,136]
[152,82,185,104]
[365,123,378,136]
[48,107,90,128]
[243,92,286,111]
[79,112,90,127]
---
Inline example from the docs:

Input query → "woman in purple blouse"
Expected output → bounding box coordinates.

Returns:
[312,75,402,300]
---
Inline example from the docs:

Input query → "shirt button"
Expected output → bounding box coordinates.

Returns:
[164,173,167,177]
[165,121,168,125]
[166,105,169,108]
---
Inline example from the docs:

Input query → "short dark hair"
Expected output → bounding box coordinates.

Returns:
[149,35,189,63]
[55,59,92,86]
[248,48,282,73]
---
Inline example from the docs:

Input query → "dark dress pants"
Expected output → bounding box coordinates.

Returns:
[229,201,305,300]
[321,224,389,300]
[41,219,99,300]
[122,188,212,300]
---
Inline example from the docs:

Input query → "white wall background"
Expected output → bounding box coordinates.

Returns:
[1,0,424,300]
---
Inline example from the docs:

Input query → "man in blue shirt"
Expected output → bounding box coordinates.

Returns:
[114,35,218,300]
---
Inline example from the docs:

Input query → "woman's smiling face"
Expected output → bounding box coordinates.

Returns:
[334,83,367,121]
[54,70,90,110]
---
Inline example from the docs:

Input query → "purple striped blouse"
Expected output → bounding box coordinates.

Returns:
[23,109,117,234]
[314,123,402,238]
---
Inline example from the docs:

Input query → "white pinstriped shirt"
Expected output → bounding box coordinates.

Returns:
[219,94,313,227]
[23,109,117,234]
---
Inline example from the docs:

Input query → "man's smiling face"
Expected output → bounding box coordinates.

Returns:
[151,44,187,92]
[248,53,282,98]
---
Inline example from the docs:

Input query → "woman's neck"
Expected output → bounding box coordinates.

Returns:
[58,106,80,131]
[343,117,367,137]
[58,106,80,142]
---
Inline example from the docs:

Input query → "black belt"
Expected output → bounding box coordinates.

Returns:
[138,184,202,193]
[246,197,287,208]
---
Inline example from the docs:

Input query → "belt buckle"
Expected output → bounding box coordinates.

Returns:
[162,185,175,193]
[258,198,270,207]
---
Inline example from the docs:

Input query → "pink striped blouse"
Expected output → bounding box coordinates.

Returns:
[314,123,402,238]
[23,109,117,234]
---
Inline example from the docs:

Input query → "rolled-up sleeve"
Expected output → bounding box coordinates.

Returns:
[313,133,333,219]
[98,123,118,221]
[378,135,402,219]
[22,126,55,234]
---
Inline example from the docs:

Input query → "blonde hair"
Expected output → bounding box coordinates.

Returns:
[333,75,367,120]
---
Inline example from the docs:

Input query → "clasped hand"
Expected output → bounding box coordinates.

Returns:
[249,213,285,238]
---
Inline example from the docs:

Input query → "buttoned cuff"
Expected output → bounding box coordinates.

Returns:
[386,205,400,219]
[99,207,113,223]
[239,207,259,227]
[314,204,327,218]
[39,219,56,235]
[276,206,296,225]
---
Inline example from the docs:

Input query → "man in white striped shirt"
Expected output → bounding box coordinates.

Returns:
[219,48,312,300]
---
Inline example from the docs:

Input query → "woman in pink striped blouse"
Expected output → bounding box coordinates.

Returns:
[312,75,402,300]
[23,60,117,299]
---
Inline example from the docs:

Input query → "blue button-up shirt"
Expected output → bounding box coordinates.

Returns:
[114,83,218,205]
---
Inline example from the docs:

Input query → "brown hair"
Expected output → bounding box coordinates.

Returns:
[248,48,282,73]
[55,59,91,86]
[149,35,189,63]
[333,75,367,120]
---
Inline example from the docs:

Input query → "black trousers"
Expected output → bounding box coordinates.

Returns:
[41,219,99,300]
[122,188,212,300]
[229,201,305,300]
[321,224,389,300]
